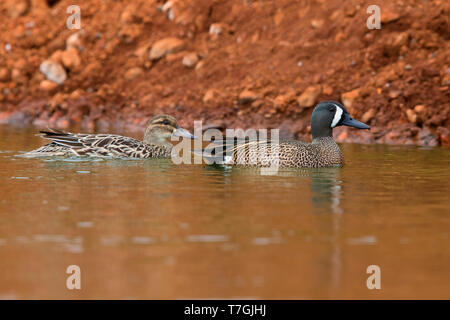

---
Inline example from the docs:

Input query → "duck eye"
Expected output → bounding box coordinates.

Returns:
[329,108,335,112]
[162,120,170,125]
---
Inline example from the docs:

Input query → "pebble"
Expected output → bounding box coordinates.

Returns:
[61,48,81,70]
[238,89,258,104]
[66,31,83,50]
[125,67,143,80]
[149,37,185,60]
[203,89,218,104]
[341,88,360,111]
[7,0,29,18]
[209,23,226,35]
[361,108,376,123]
[182,52,199,68]
[297,85,321,108]
[39,80,59,92]
[406,109,417,124]
[39,60,67,84]
[0,68,10,82]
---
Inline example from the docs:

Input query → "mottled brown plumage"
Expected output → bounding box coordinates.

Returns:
[21,115,194,159]
[203,101,369,168]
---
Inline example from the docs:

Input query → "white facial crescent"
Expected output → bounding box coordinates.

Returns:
[331,105,343,128]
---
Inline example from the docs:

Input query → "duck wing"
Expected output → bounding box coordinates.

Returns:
[39,129,161,158]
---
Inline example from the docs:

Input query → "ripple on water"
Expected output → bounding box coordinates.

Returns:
[346,235,377,246]
[131,236,156,245]
[186,234,229,243]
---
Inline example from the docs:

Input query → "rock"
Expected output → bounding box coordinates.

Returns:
[66,31,84,50]
[209,23,227,35]
[8,0,29,18]
[203,89,218,104]
[322,84,333,95]
[149,38,185,60]
[406,109,417,124]
[298,85,322,108]
[361,108,376,123]
[437,127,450,146]
[388,90,401,99]
[39,60,67,84]
[166,51,185,62]
[381,9,401,23]
[310,19,324,29]
[50,50,64,64]
[182,52,199,68]
[273,10,284,26]
[61,48,81,70]
[0,68,11,82]
[418,128,438,147]
[238,90,258,104]
[134,44,151,61]
[441,74,450,86]
[414,105,426,114]
[39,80,59,92]
[56,118,71,129]
[195,60,205,70]
[125,67,143,80]
[341,88,360,111]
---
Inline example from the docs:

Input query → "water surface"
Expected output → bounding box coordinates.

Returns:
[0,125,449,299]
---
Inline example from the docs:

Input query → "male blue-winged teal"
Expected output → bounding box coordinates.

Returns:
[201,101,370,168]
[21,114,195,158]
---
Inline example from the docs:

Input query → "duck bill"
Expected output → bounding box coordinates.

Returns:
[172,127,196,139]
[341,114,370,130]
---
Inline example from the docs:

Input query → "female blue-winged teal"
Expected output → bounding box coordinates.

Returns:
[21,114,195,158]
[201,101,370,168]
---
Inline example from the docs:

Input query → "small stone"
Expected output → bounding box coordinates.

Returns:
[437,127,450,146]
[310,19,324,29]
[182,52,199,68]
[274,10,284,26]
[0,68,11,82]
[322,84,333,95]
[361,108,376,123]
[414,105,426,114]
[406,109,417,124]
[195,60,205,70]
[341,88,360,111]
[69,89,83,100]
[8,0,29,18]
[381,10,401,23]
[39,60,67,84]
[298,85,322,108]
[50,50,64,64]
[203,89,218,104]
[66,31,83,50]
[149,38,185,60]
[388,90,401,99]
[441,74,450,86]
[418,127,438,147]
[39,80,59,92]
[134,44,151,61]
[238,90,258,104]
[209,23,227,35]
[125,67,143,80]
[61,48,81,70]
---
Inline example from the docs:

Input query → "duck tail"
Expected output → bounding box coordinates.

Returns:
[38,129,83,147]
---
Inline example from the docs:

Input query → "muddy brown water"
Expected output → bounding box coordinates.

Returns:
[0,125,449,299]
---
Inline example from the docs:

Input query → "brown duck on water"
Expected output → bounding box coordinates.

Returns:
[20,115,195,159]
[200,101,370,168]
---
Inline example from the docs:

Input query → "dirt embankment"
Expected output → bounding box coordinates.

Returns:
[0,0,449,146]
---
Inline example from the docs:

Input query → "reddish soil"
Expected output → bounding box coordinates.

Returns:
[0,0,449,146]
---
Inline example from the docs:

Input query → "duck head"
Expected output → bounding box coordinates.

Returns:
[311,101,370,140]
[143,114,195,146]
